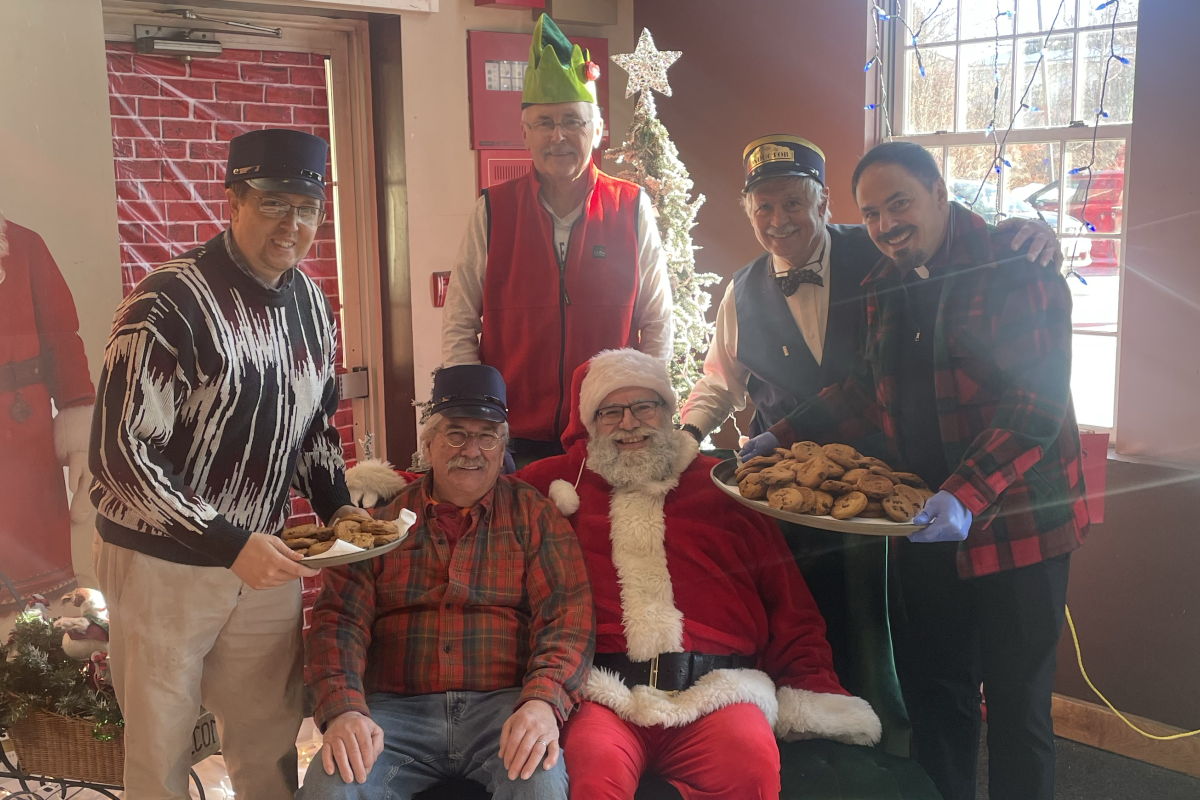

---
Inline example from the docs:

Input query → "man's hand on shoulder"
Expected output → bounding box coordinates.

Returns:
[996,216,1061,268]
[500,699,560,781]
[230,532,319,590]
[320,711,384,784]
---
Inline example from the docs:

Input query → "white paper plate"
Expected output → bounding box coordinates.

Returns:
[711,459,924,537]
[299,508,418,566]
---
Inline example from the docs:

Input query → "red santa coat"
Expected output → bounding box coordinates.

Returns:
[0,218,94,606]
[518,431,881,745]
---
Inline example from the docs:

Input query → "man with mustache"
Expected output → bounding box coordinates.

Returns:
[89,129,367,798]
[694,135,1057,458]
[303,364,594,798]
[766,142,1089,800]
[442,15,672,468]
[516,349,899,800]
[686,137,1060,751]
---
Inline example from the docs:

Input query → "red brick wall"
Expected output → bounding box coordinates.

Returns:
[105,44,357,560]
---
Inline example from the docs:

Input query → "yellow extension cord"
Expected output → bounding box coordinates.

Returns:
[1065,605,1200,740]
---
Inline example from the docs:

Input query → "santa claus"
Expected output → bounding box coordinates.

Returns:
[0,210,94,608]
[512,349,880,799]
[344,350,884,799]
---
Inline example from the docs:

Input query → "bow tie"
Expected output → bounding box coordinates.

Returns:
[775,268,823,296]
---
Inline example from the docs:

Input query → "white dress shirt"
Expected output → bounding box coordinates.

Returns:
[441,189,674,366]
[680,228,832,438]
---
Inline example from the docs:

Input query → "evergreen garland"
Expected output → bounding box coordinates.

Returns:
[0,611,123,741]
[607,91,718,405]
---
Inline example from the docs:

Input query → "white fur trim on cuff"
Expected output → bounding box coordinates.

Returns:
[548,479,580,516]
[345,459,407,508]
[586,666,779,729]
[774,686,882,747]
[53,405,93,463]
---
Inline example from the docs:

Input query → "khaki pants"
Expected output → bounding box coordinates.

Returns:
[94,534,304,800]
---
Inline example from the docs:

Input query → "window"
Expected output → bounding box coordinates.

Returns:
[893,0,1138,430]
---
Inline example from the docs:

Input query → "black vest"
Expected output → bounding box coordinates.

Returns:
[733,225,881,435]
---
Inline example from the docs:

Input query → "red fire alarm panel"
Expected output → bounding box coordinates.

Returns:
[467,29,609,151]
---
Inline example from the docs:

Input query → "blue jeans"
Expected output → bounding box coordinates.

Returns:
[298,688,568,800]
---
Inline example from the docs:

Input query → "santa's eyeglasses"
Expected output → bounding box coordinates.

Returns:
[594,400,663,425]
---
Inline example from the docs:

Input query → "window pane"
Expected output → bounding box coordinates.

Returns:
[1002,141,1063,220]
[906,46,956,134]
[1017,0,1076,34]
[960,42,1014,131]
[961,0,1016,40]
[1067,240,1120,323]
[1071,333,1116,429]
[1065,139,1126,234]
[1016,34,1074,128]
[908,0,958,44]
[1080,27,1136,124]
[1081,0,1138,26]
[925,146,946,174]
[947,145,999,222]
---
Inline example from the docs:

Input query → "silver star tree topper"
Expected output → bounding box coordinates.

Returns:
[611,28,681,99]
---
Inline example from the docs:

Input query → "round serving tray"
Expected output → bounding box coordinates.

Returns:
[300,508,417,567]
[711,459,924,537]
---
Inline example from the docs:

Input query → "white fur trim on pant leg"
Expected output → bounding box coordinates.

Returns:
[53,405,93,463]
[774,686,882,746]
[586,666,780,729]
[345,459,407,508]
[548,479,580,517]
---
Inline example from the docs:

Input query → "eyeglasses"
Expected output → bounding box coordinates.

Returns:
[253,195,326,227]
[522,117,593,135]
[594,400,663,425]
[438,430,504,451]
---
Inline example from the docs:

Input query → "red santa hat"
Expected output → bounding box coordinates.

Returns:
[577,349,676,437]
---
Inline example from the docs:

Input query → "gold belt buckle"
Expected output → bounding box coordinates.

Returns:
[648,654,660,690]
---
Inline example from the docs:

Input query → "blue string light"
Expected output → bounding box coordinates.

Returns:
[865,104,878,110]
[864,60,874,72]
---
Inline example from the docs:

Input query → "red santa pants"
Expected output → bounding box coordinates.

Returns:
[562,700,781,800]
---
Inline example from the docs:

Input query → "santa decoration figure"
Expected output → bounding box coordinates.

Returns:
[0,210,94,608]
[513,349,881,799]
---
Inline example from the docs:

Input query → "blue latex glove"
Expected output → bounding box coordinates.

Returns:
[738,431,780,462]
[909,490,973,543]
[502,450,517,475]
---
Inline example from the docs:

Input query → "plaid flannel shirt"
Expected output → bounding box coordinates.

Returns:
[305,474,595,729]
[772,202,1089,578]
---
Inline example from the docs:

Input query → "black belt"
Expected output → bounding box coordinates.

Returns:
[593,652,757,692]
[0,357,44,394]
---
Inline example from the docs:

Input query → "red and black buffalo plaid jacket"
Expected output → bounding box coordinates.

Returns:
[305,473,595,729]
[771,202,1089,578]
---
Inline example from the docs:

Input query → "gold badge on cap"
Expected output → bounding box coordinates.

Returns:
[748,144,796,173]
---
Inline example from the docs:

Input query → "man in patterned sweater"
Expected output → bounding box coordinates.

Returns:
[762,142,1088,800]
[90,129,364,799]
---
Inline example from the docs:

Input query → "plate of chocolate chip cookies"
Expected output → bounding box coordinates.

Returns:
[281,508,417,566]
[711,443,934,536]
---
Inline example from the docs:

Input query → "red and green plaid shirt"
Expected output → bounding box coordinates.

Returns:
[772,202,1089,578]
[305,473,595,729]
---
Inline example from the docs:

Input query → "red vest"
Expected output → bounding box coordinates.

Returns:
[481,166,642,441]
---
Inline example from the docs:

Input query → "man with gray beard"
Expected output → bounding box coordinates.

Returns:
[517,349,886,800]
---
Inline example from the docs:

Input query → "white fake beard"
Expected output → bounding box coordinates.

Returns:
[587,425,680,488]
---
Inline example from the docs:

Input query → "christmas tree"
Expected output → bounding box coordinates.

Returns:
[609,30,718,405]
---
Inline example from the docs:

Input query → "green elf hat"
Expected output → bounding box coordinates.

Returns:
[522,14,600,107]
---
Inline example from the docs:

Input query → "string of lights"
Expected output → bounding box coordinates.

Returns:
[967,0,1067,212]
[864,1,946,139]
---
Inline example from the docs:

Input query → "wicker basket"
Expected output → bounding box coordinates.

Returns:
[9,708,124,785]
